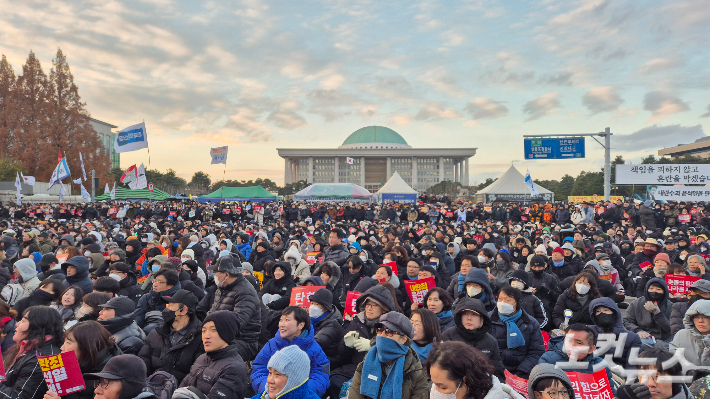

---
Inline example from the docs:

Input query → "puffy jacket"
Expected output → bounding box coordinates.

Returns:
[236,242,252,260]
[546,258,576,281]
[312,306,344,359]
[179,344,248,399]
[670,299,710,369]
[312,261,343,310]
[528,270,562,324]
[349,345,429,399]
[0,340,62,399]
[61,256,94,294]
[116,272,143,305]
[587,297,642,369]
[258,263,296,311]
[323,244,349,267]
[135,282,182,328]
[197,274,261,343]
[552,288,599,328]
[138,316,204,383]
[251,246,275,272]
[489,308,545,377]
[99,315,146,355]
[0,317,16,352]
[284,246,311,285]
[251,325,331,397]
[441,297,505,379]
[671,301,691,335]
[456,268,496,312]
[538,335,615,394]
[639,205,656,228]
[624,277,672,341]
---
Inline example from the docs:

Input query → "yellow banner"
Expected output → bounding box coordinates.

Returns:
[568,196,624,203]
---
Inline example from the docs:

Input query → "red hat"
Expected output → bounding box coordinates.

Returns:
[552,247,565,255]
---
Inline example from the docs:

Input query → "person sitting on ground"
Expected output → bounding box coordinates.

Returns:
[616,347,693,399]
[421,287,455,332]
[587,297,642,370]
[624,277,673,347]
[409,308,441,364]
[671,279,710,335]
[97,296,146,355]
[670,299,710,369]
[84,354,157,399]
[527,363,575,399]
[308,287,343,359]
[249,345,321,399]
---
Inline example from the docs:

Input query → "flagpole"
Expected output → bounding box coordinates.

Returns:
[144,119,151,169]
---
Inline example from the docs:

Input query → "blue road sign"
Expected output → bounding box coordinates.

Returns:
[524,138,585,159]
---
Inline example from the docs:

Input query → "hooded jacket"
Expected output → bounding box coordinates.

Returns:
[197,274,262,344]
[587,297,642,369]
[457,268,496,312]
[15,258,40,299]
[489,306,546,377]
[135,281,182,328]
[670,299,710,369]
[251,324,331,397]
[527,364,575,399]
[441,297,505,379]
[100,314,146,355]
[62,256,94,295]
[117,271,143,305]
[552,285,600,328]
[138,315,205,384]
[312,261,342,310]
[284,246,311,285]
[258,262,296,311]
[623,277,673,340]
[179,344,248,399]
[538,334,615,394]
[312,306,344,359]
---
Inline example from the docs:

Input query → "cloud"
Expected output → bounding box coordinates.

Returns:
[537,71,573,86]
[643,91,690,122]
[465,97,509,120]
[614,124,705,151]
[701,104,710,118]
[523,92,562,121]
[266,111,307,129]
[415,102,463,120]
[639,58,679,74]
[582,86,623,114]
[418,67,466,97]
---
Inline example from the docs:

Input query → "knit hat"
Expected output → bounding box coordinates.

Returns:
[535,244,547,253]
[375,311,414,339]
[14,258,37,281]
[654,253,671,265]
[99,297,136,317]
[80,237,94,246]
[530,255,547,268]
[203,310,240,343]
[181,248,195,259]
[309,288,333,311]
[304,276,324,286]
[267,346,311,397]
[509,269,530,289]
[690,279,710,293]
[572,240,586,251]
[241,262,254,275]
[182,259,199,274]
[256,241,269,251]
[85,354,147,399]
[31,252,43,264]
[552,247,565,255]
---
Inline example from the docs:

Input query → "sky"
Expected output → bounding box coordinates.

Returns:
[1,0,709,187]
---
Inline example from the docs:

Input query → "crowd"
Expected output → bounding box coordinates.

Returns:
[0,196,709,399]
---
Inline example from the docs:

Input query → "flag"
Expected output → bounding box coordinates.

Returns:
[48,158,71,190]
[104,183,110,195]
[128,163,147,189]
[73,178,82,184]
[58,147,63,163]
[79,152,87,181]
[346,157,354,165]
[525,169,540,197]
[20,172,35,186]
[80,183,92,202]
[59,182,66,203]
[210,146,228,164]
[113,122,148,153]
[15,173,21,205]
[110,183,116,200]
[120,165,138,184]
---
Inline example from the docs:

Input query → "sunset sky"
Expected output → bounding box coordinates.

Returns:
[2,0,708,186]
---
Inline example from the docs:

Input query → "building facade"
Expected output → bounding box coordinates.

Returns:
[90,118,120,169]
[277,126,476,193]
[658,137,710,159]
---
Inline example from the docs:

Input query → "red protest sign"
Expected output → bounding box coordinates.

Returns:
[306,252,319,265]
[381,260,398,275]
[404,277,436,305]
[504,369,529,398]
[290,286,325,308]
[566,369,613,399]
[344,291,363,321]
[639,261,652,271]
[702,254,710,264]
[445,212,453,218]
[679,214,691,223]
[666,274,701,298]
[169,211,177,217]
[598,271,618,284]
[38,351,85,396]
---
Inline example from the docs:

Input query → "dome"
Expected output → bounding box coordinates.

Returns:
[339,126,411,149]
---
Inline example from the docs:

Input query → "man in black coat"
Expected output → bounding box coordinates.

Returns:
[108,262,143,304]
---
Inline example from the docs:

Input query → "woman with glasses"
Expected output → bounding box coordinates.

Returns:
[527,363,574,399]
[349,312,428,399]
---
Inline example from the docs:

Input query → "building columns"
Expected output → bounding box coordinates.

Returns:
[412,157,418,191]
[308,156,314,183]
[439,156,445,182]
[333,157,339,183]
[454,161,459,183]
[464,158,469,186]
[284,157,291,185]
[386,156,391,179]
[360,157,366,187]
[292,160,298,183]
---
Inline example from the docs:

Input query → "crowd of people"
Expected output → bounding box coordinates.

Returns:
[0,196,709,399]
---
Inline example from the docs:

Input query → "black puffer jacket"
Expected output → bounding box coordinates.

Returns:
[258,262,296,311]
[251,245,275,272]
[116,272,143,305]
[197,274,261,344]
[313,306,344,359]
[136,282,182,328]
[99,314,146,355]
[0,340,62,399]
[312,261,343,310]
[179,344,248,399]
[138,316,204,384]
[552,287,600,328]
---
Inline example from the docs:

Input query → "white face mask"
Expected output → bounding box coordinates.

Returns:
[478,256,487,263]
[109,274,122,282]
[466,286,482,297]
[576,283,590,295]
[215,274,226,288]
[84,251,91,257]
[497,301,515,316]
[359,256,367,262]
[510,281,525,290]
[430,382,462,399]
[309,305,324,319]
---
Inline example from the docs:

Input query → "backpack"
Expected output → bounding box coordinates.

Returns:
[145,371,178,399]
[1,284,23,306]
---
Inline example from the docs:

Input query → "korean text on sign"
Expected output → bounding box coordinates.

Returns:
[566,369,613,399]
[665,274,701,299]
[289,286,325,308]
[38,351,85,396]
[344,291,363,321]
[404,277,435,306]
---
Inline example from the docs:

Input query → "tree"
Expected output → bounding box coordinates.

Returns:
[190,171,211,191]
[476,178,496,191]
[571,171,604,195]
[556,174,575,198]
[0,158,23,181]
[641,155,657,164]
[278,180,308,196]
[426,180,461,195]
[0,55,16,153]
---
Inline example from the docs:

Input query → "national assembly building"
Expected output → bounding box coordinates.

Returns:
[277,126,476,193]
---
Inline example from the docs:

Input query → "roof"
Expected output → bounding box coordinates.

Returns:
[477,165,552,195]
[89,118,118,128]
[294,183,372,198]
[201,185,276,199]
[377,172,417,195]
[95,186,172,201]
[342,126,407,146]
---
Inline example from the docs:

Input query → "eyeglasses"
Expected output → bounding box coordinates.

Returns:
[536,389,570,399]
[364,301,381,309]
[376,327,405,337]
[98,378,112,389]
[153,280,167,285]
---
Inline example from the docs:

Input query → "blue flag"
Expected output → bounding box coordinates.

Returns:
[114,122,148,153]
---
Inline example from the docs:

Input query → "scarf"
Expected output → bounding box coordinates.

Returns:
[360,336,409,399]
[552,259,565,267]
[457,273,466,293]
[437,310,453,322]
[411,341,432,363]
[499,309,525,349]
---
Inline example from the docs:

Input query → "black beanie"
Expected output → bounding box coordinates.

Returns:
[203,311,239,343]
[309,288,333,311]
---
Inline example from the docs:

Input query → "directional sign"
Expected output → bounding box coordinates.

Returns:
[148,182,154,192]
[524,138,585,159]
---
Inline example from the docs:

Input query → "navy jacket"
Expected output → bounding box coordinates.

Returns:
[489,308,546,376]
[587,297,642,369]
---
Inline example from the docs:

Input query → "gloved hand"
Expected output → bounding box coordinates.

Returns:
[262,294,272,305]
[353,337,372,352]
[617,383,652,399]
[343,331,360,348]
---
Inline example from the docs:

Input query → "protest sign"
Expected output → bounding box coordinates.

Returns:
[381,260,398,275]
[290,286,324,308]
[566,369,613,399]
[666,274,701,298]
[344,291,363,321]
[679,214,691,223]
[306,252,319,265]
[253,271,264,290]
[38,351,85,396]
[504,369,529,398]
[404,277,436,305]
[56,254,68,265]
[598,271,618,284]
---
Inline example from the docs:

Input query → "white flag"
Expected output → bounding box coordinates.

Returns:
[128,175,147,190]
[73,178,83,184]
[114,122,148,153]
[104,183,110,195]
[59,183,66,204]
[48,158,71,190]
[80,184,92,202]
[20,172,35,186]
[137,163,146,177]
[110,182,116,200]
[210,146,228,164]
[524,169,540,197]
[346,157,354,165]
[79,152,87,181]
[15,173,21,205]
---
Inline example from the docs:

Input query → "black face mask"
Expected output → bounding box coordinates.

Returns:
[595,313,616,329]
[648,292,665,302]
[161,307,176,325]
[689,294,701,305]
[531,269,545,277]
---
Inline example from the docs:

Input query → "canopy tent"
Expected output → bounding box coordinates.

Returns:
[293,183,372,202]
[474,165,554,203]
[19,194,87,204]
[376,172,417,203]
[199,185,277,203]
[95,186,173,201]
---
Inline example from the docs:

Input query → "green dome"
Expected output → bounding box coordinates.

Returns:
[342,126,408,146]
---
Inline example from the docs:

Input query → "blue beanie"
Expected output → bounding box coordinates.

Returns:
[267,346,310,396]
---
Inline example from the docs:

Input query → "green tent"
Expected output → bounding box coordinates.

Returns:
[199,185,277,202]
[95,186,173,201]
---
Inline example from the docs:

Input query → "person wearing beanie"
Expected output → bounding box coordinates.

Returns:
[238,261,261,292]
[251,241,275,273]
[198,255,261,362]
[13,258,40,299]
[251,345,321,399]
[546,246,576,281]
[180,248,195,262]
[258,262,296,311]
[284,245,311,285]
[349,311,429,399]
[308,288,343,359]
[98,297,146,355]
[527,363,575,399]
[508,269,548,329]
[85,354,153,399]
[527,254,562,330]
[62,256,95,295]
[460,268,496,312]
[179,311,248,399]
[251,306,330,396]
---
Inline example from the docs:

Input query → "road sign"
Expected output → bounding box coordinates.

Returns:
[148,182,154,192]
[524,138,585,159]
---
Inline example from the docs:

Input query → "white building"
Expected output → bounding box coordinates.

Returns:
[89,118,120,169]
[277,126,476,193]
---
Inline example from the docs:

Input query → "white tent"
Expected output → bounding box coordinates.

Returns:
[475,165,554,203]
[377,172,417,203]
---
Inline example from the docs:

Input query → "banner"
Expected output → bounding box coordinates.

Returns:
[524,169,540,197]
[505,369,612,399]
[20,172,35,186]
[305,252,319,265]
[14,173,21,205]
[38,350,86,396]
[289,286,325,308]
[120,165,138,184]
[79,152,87,181]
[72,178,82,184]
[568,195,623,203]
[382,260,398,275]
[59,183,66,204]
[210,146,228,164]
[114,122,148,153]
[110,183,116,200]
[666,274,701,299]
[80,184,92,202]
[504,369,529,398]
[649,186,710,202]
[104,183,110,195]
[678,214,691,223]
[128,175,148,190]
[48,158,71,190]
[404,277,436,305]
[343,291,363,321]
[616,164,710,185]
[598,271,618,284]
